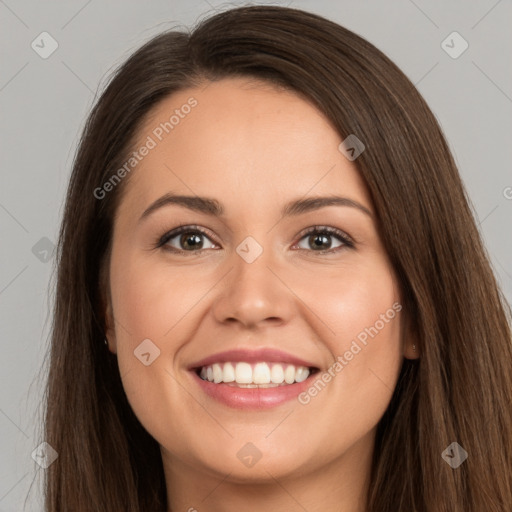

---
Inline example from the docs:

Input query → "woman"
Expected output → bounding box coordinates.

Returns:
[41,5,512,511]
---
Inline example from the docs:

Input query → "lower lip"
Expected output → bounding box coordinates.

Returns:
[190,370,316,409]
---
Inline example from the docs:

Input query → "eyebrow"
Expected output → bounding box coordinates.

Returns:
[139,193,373,222]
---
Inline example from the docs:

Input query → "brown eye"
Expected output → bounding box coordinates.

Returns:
[306,233,334,250]
[294,226,353,253]
[178,232,205,250]
[158,226,217,254]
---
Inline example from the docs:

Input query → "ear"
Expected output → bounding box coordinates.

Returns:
[404,340,419,360]
[401,306,420,360]
[104,295,117,354]
[99,257,117,354]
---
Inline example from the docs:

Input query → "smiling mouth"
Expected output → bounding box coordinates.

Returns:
[194,361,320,388]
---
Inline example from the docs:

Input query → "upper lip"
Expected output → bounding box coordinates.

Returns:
[188,348,319,371]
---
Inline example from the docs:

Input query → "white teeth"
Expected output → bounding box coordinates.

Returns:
[223,362,235,382]
[235,362,253,384]
[295,366,309,382]
[253,363,271,384]
[198,362,312,386]
[212,363,223,383]
[284,365,296,384]
[270,364,285,384]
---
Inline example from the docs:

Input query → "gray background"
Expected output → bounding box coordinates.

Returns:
[1,0,511,509]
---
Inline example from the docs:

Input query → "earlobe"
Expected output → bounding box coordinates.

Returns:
[104,298,117,353]
[100,274,117,353]
[400,307,420,360]
[404,341,420,360]
[99,257,117,353]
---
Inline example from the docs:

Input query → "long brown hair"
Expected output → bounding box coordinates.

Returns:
[39,5,512,511]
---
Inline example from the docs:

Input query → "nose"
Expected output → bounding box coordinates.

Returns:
[211,242,293,329]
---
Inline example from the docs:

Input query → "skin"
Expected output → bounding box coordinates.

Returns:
[104,77,418,512]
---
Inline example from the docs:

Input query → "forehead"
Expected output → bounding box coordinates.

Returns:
[116,77,372,222]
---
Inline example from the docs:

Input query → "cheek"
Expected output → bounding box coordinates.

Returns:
[321,259,402,380]
[295,261,403,444]
[108,254,219,410]
[108,256,201,441]
[110,254,209,342]
[301,257,401,349]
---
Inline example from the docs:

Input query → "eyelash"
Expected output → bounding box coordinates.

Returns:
[156,224,354,256]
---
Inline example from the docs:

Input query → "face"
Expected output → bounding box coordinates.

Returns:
[104,77,414,486]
